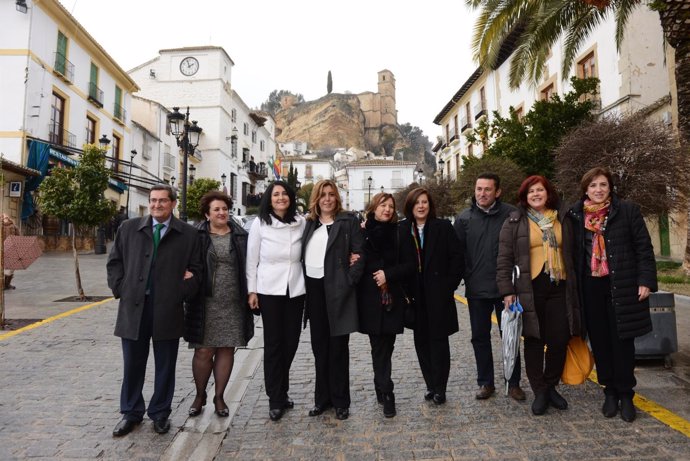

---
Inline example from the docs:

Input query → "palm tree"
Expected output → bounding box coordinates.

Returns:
[467,0,690,268]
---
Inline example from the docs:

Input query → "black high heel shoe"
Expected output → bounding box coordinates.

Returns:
[213,395,229,417]
[188,391,207,417]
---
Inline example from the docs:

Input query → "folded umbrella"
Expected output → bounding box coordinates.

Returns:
[501,298,523,395]
[501,264,523,395]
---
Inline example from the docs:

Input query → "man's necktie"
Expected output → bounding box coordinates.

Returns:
[152,223,164,259]
[147,223,165,291]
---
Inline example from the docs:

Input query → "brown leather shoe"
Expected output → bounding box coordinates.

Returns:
[475,385,495,400]
[508,386,526,401]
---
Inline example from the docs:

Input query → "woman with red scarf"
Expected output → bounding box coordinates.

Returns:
[568,167,657,423]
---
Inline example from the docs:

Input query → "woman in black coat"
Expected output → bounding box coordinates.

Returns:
[568,167,657,423]
[357,192,415,418]
[400,187,463,405]
[302,179,365,420]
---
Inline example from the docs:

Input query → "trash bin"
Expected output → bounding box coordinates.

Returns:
[634,291,678,359]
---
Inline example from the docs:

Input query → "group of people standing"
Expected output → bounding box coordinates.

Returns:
[106,165,656,437]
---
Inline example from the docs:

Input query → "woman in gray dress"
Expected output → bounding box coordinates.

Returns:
[185,191,254,417]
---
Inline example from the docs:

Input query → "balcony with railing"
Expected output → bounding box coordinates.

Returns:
[460,114,472,133]
[114,103,126,124]
[474,102,487,121]
[247,161,267,180]
[48,123,76,148]
[88,82,104,108]
[53,52,74,82]
[448,129,460,146]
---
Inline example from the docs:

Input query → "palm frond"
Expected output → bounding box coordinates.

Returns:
[471,0,543,68]
[561,5,608,77]
[614,0,642,49]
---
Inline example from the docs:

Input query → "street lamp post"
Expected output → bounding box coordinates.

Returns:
[125,149,137,218]
[437,158,445,183]
[94,135,111,255]
[416,168,424,185]
[367,176,372,208]
[167,107,202,222]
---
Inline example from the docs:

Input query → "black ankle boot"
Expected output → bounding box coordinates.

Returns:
[382,392,396,418]
[532,392,548,415]
[620,397,636,422]
[602,394,618,418]
[375,388,383,405]
[548,387,568,410]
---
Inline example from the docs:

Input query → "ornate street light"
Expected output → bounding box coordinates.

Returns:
[167,106,203,221]
[125,149,137,218]
[416,168,424,185]
[367,176,373,206]
[438,158,445,183]
[93,134,112,254]
[99,134,110,148]
[189,164,196,184]
[170,176,176,187]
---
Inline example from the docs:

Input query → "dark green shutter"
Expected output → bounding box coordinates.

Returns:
[56,31,67,74]
[114,86,122,119]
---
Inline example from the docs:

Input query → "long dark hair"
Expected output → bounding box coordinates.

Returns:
[258,181,298,225]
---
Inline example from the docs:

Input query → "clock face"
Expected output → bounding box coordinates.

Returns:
[180,57,199,76]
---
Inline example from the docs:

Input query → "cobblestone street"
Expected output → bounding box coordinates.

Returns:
[0,252,688,460]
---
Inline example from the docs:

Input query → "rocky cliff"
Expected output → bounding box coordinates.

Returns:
[275,94,367,150]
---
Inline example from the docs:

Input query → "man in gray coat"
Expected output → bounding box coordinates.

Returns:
[107,184,202,436]
[454,174,525,401]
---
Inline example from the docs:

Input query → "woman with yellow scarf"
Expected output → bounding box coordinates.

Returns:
[497,176,582,416]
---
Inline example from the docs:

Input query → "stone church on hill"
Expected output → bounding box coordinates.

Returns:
[275,70,402,155]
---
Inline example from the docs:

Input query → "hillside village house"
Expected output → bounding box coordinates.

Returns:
[433,5,679,259]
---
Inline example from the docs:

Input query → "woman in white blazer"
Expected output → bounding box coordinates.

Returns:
[246,180,306,422]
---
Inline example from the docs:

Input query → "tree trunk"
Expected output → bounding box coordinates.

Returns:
[656,1,690,271]
[72,232,85,300]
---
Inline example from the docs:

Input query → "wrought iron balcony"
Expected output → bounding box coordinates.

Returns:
[88,82,104,107]
[247,161,267,180]
[53,51,74,82]
[48,123,76,148]
[474,102,487,120]
[460,115,472,133]
[114,103,126,123]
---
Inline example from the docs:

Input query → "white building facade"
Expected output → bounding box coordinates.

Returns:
[0,0,138,228]
[128,46,275,216]
[345,159,417,211]
[433,4,674,255]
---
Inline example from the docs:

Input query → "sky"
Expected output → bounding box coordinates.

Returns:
[61,0,479,144]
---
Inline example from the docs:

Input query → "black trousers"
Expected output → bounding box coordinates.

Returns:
[413,300,451,395]
[524,272,570,394]
[468,297,522,387]
[305,276,351,408]
[120,295,179,421]
[583,275,636,398]
[259,292,305,410]
[369,334,397,394]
